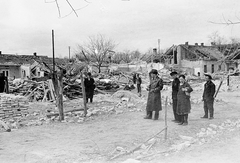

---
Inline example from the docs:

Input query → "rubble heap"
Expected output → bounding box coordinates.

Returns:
[0,93,29,120]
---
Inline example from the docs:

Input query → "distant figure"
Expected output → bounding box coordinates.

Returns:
[177,75,193,126]
[144,69,163,120]
[133,73,137,84]
[201,73,216,120]
[84,72,95,103]
[0,73,5,93]
[136,73,142,97]
[170,71,180,123]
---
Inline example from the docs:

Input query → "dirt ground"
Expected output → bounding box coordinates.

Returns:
[1,84,240,163]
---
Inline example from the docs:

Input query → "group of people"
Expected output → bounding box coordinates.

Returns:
[144,69,216,125]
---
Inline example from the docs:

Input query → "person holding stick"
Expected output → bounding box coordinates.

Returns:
[177,75,193,126]
[144,69,163,120]
[201,73,216,119]
[170,71,180,123]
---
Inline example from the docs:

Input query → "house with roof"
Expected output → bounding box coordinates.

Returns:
[164,42,226,77]
[0,51,67,79]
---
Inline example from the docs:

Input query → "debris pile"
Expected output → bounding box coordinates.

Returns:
[0,93,29,119]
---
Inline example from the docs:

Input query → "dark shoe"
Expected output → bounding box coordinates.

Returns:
[144,116,152,119]
[209,117,214,120]
[144,111,152,119]
[172,120,179,123]
[182,122,188,126]
[178,122,184,125]
[201,116,208,119]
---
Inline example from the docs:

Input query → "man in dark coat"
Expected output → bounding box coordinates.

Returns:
[177,75,193,126]
[170,71,180,122]
[201,73,216,119]
[84,72,95,103]
[136,73,142,97]
[144,69,163,120]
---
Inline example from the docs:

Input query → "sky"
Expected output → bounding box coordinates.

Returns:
[0,0,240,58]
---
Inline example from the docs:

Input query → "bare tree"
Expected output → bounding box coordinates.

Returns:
[208,31,227,45]
[76,34,116,73]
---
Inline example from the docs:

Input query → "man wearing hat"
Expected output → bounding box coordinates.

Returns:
[170,71,180,122]
[201,73,216,119]
[144,69,163,120]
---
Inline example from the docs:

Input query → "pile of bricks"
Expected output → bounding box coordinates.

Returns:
[0,93,29,120]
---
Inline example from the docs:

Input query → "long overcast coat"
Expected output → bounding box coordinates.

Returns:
[146,77,163,112]
[176,82,193,115]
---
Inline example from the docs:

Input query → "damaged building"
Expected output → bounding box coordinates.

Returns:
[0,51,67,79]
[164,42,228,77]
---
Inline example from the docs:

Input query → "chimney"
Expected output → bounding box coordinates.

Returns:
[201,43,204,46]
[153,48,157,55]
[195,43,198,46]
[185,42,188,45]
[33,52,37,56]
[0,51,2,55]
[211,42,216,46]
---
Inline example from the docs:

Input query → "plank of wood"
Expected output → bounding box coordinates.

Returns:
[0,120,11,132]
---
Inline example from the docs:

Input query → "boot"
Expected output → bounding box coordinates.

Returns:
[154,112,159,120]
[178,115,184,125]
[144,111,152,119]
[182,114,188,126]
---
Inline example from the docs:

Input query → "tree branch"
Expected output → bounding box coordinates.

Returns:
[65,0,78,17]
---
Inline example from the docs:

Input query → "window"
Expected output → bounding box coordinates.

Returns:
[218,65,221,71]
[204,65,207,73]
[38,72,40,76]
[174,51,177,64]
[211,64,214,73]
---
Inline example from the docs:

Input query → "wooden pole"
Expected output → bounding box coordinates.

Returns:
[68,46,71,60]
[57,70,64,120]
[80,72,87,116]
[51,30,64,121]
[52,30,55,73]
[164,96,168,140]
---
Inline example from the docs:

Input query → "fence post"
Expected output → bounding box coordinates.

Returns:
[164,96,168,140]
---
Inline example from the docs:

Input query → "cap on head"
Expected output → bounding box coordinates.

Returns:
[178,74,185,79]
[204,73,212,80]
[87,72,91,76]
[170,71,178,76]
[150,69,158,75]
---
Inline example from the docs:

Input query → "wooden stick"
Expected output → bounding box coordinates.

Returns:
[46,108,86,118]
[80,72,87,116]
[214,79,223,98]
[0,120,11,132]
[110,127,166,160]
[164,96,168,140]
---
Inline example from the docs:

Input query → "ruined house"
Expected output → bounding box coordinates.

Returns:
[164,42,226,77]
[0,51,67,79]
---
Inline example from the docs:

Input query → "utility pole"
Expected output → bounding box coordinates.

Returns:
[52,30,55,73]
[158,39,160,55]
[68,46,71,60]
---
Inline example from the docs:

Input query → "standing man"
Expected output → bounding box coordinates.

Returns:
[170,71,180,123]
[84,72,95,103]
[177,75,193,126]
[136,73,142,97]
[201,73,216,119]
[144,69,163,120]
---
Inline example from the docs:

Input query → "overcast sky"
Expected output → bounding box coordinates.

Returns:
[0,0,240,58]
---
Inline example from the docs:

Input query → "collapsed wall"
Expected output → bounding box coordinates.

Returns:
[0,93,29,119]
